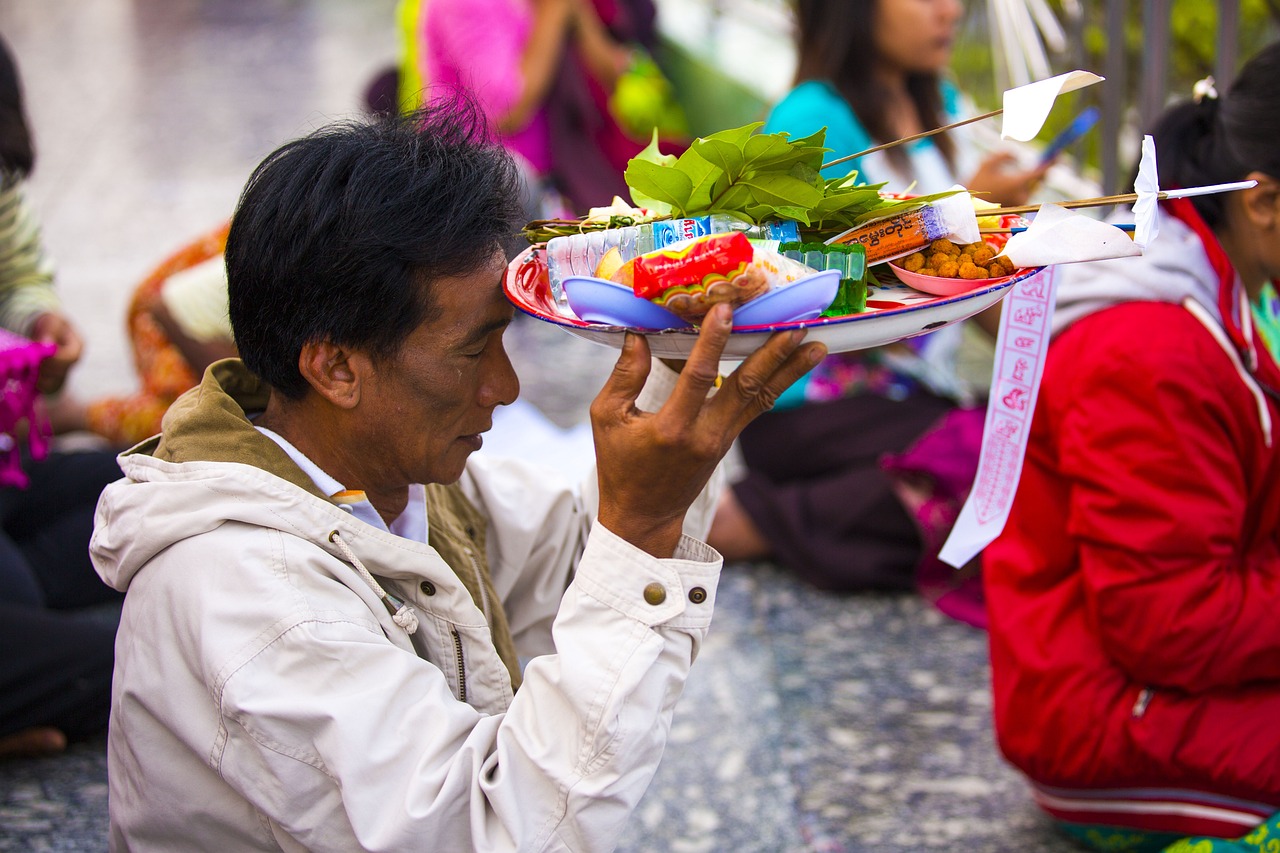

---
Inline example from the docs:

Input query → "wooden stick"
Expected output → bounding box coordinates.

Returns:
[977,191,1144,219]
[821,109,1004,171]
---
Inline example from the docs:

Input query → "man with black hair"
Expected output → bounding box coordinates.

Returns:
[91,101,824,851]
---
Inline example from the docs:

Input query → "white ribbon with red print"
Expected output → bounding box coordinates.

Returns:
[938,265,1059,569]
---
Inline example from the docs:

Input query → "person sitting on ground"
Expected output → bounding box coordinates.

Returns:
[85,223,237,447]
[984,42,1280,850]
[708,0,1047,618]
[0,33,122,761]
[90,98,823,850]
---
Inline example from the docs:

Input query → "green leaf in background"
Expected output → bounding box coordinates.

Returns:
[739,174,824,209]
[625,158,692,214]
[614,121,962,240]
[691,137,746,182]
[675,146,725,213]
[700,122,762,147]
[742,132,798,167]
[626,130,679,214]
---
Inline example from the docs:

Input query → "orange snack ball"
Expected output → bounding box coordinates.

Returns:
[990,255,1015,275]
[902,252,927,272]
[929,238,960,255]
[958,261,987,280]
[970,244,997,266]
[935,260,960,278]
[928,251,953,269]
[957,251,975,267]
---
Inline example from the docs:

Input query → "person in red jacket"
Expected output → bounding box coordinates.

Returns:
[984,43,1280,851]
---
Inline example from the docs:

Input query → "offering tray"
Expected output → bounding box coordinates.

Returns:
[505,246,1037,362]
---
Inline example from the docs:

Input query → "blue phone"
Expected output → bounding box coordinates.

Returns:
[1039,106,1100,165]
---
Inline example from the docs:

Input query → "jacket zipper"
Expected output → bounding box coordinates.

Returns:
[1132,687,1153,718]
[451,630,467,703]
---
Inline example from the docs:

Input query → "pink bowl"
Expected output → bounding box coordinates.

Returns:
[888,262,1018,297]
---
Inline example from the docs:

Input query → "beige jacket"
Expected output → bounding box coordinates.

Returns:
[91,360,723,852]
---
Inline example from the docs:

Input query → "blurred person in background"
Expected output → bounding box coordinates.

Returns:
[85,223,237,447]
[985,42,1280,851]
[0,33,120,759]
[708,0,1047,618]
[421,0,685,224]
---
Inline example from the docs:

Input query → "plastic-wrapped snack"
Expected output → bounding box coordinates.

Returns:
[615,232,815,324]
[826,188,979,265]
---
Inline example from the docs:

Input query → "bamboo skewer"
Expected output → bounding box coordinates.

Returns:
[821,109,1003,171]
[978,180,1257,220]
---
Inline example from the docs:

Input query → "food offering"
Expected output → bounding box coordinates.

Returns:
[889,239,1022,297]
[508,121,1039,356]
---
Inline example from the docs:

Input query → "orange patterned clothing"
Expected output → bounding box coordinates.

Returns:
[86,224,229,446]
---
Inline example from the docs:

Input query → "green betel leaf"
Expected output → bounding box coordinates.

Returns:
[700,122,762,148]
[674,146,724,214]
[691,138,747,181]
[626,129,680,214]
[634,127,677,167]
[625,158,691,215]
[738,173,824,209]
[789,162,824,190]
[741,132,797,167]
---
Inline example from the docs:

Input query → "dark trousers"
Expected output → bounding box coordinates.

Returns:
[733,392,953,592]
[0,449,122,739]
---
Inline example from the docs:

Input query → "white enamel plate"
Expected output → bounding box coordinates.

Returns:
[504,247,1036,362]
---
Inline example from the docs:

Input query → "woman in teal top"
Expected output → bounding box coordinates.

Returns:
[707,0,1048,599]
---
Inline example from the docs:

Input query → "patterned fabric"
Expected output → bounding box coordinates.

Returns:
[1252,282,1280,365]
[1162,812,1280,851]
[1035,784,1276,852]
[85,223,229,446]
[0,174,61,337]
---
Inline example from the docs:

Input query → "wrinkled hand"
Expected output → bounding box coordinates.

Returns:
[967,151,1052,207]
[591,303,826,557]
[30,312,83,394]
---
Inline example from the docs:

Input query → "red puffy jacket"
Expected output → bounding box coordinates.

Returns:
[985,281,1280,804]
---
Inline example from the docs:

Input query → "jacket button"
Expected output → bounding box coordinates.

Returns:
[688,587,707,604]
[419,581,436,596]
[643,583,667,605]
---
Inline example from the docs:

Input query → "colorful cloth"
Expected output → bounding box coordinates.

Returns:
[86,224,228,446]
[1252,281,1280,365]
[1163,812,1280,851]
[0,174,61,338]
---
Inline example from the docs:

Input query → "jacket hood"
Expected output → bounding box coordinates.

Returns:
[91,360,342,592]
[1050,209,1220,338]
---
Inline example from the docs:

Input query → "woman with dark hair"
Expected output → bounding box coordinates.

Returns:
[0,34,121,759]
[984,42,1280,849]
[708,0,1043,604]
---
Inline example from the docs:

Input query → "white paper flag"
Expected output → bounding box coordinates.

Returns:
[999,203,1142,267]
[1000,71,1105,142]
[938,265,1060,569]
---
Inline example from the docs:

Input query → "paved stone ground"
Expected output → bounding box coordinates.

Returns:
[0,2,1083,850]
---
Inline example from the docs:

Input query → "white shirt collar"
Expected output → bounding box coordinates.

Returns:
[254,425,429,545]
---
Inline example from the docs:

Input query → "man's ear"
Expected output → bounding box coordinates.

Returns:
[1242,171,1280,232]
[298,340,365,409]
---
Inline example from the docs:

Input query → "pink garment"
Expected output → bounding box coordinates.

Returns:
[424,0,553,175]
[0,327,54,488]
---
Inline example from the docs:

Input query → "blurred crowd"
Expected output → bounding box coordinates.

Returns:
[2,2,1279,851]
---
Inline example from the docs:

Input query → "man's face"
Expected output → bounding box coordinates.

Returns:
[353,247,519,487]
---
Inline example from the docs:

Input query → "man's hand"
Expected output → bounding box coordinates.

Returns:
[591,303,826,557]
[30,311,83,394]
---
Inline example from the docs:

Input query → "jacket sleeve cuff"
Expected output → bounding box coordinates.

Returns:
[571,522,721,631]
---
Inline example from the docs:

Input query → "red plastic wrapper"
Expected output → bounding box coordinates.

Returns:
[630,232,754,301]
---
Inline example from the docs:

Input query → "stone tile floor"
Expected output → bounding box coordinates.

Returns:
[0,1,1083,849]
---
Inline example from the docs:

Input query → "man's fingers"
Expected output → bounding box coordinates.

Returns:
[718,331,826,427]
[590,331,652,423]
[663,303,732,414]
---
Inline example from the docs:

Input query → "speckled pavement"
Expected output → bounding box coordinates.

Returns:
[0,1,1083,850]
